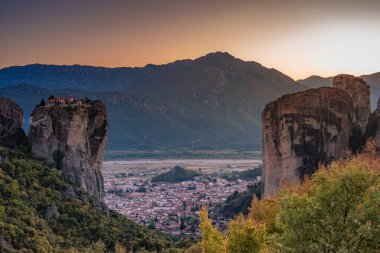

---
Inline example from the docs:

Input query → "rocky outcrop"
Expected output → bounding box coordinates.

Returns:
[365,97,380,153]
[29,100,108,200]
[0,98,26,147]
[262,87,354,197]
[333,75,371,134]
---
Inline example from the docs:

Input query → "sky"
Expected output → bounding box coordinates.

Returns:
[1,0,380,79]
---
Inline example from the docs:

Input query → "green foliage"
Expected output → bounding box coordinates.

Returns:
[213,183,261,219]
[185,242,201,253]
[226,215,266,253]
[0,146,175,252]
[201,141,380,253]
[275,144,380,252]
[199,208,225,253]
[84,240,105,253]
[65,105,73,113]
[151,165,200,183]
[147,219,156,230]
[221,167,262,182]
[114,242,126,253]
[200,209,266,253]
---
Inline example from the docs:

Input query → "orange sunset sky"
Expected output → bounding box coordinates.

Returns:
[1,0,380,79]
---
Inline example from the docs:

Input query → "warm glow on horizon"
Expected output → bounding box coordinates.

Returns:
[1,0,380,80]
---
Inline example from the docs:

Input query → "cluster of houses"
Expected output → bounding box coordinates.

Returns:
[103,173,257,238]
[40,95,83,107]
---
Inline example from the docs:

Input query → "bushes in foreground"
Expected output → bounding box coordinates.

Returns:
[200,141,380,253]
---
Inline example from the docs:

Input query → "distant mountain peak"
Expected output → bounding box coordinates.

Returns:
[197,51,239,61]
[307,75,325,79]
[202,51,235,58]
[193,52,246,68]
[297,75,329,82]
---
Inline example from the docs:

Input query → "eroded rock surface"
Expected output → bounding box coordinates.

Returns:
[262,87,354,197]
[333,74,371,134]
[29,100,108,200]
[0,98,26,147]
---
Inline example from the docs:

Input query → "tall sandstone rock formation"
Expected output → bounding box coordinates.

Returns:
[263,75,372,197]
[0,98,26,147]
[29,100,108,200]
[333,74,371,134]
[262,88,354,197]
[366,97,380,154]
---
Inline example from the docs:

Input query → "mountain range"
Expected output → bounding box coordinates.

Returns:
[0,52,305,152]
[298,73,380,110]
[1,52,379,153]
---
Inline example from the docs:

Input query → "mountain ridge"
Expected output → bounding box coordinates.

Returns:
[0,52,307,152]
[299,73,380,110]
[0,52,302,91]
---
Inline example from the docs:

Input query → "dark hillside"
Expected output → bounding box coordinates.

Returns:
[0,146,175,252]
[0,52,306,151]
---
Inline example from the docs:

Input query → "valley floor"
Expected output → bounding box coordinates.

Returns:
[102,159,261,238]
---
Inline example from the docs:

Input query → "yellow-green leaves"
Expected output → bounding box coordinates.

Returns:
[226,214,266,253]
[200,141,380,253]
[200,208,225,253]
[200,208,267,253]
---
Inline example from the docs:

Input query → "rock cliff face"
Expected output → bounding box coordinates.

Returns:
[0,98,26,147]
[333,75,371,134]
[262,88,354,197]
[29,100,108,200]
[366,97,380,154]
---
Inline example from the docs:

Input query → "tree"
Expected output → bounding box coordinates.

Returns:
[180,219,186,230]
[147,219,156,229]
[199,208,225,253]
[226,214,266,253]
[185,242,202,253]
[275,140,380,252]
[114,243,126,253]
[40,98,46,106]
[248,197,280,234]
[84,240,105,253]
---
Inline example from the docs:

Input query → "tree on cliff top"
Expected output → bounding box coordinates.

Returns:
[39,98,46,106]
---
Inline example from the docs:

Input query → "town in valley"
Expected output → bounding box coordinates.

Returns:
[103,159,262,237]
